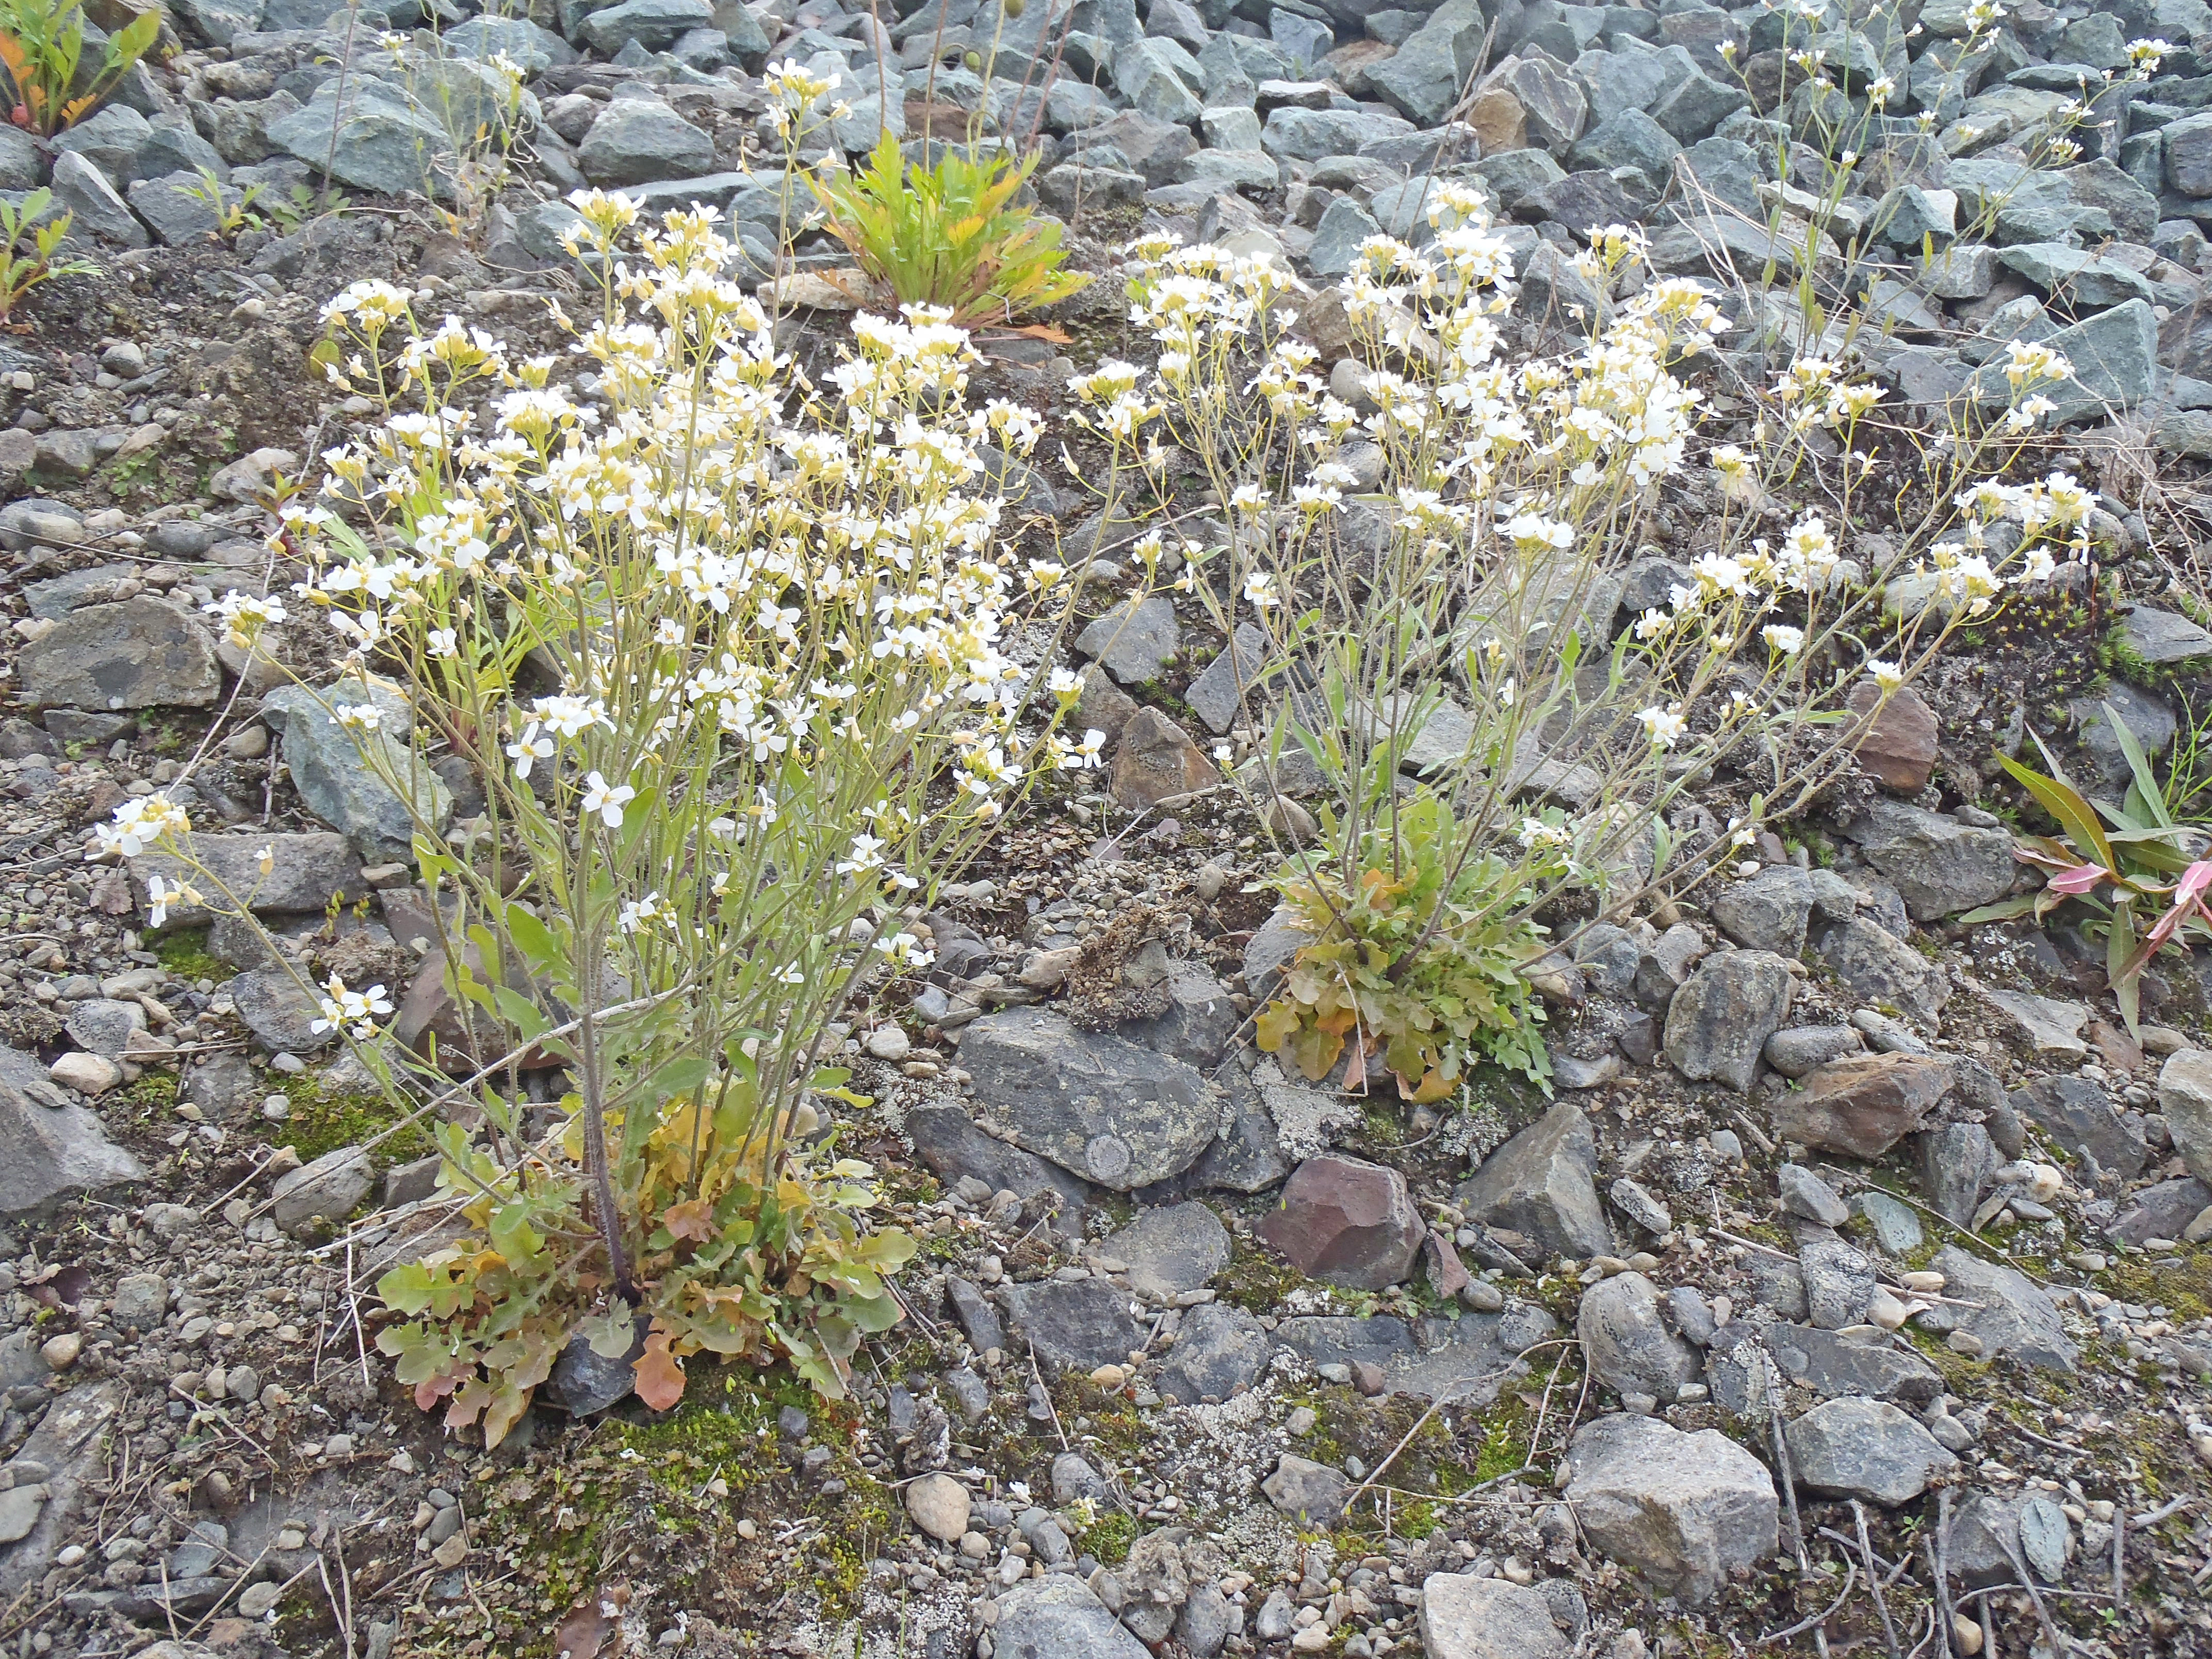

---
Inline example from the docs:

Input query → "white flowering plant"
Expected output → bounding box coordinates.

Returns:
[1075,199,2087,1096]
[117,191,1086,1438]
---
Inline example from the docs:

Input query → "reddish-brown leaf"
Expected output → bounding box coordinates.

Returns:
[550,1582,629,1659]
[661,1198,714,1244]
[632,1329,686,1412]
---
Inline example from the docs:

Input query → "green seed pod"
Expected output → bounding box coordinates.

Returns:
[964,48,982,69]
[1004,0,1023,16]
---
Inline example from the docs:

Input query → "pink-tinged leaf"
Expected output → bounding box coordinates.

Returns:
[2175,860,2212,909]
[2048,863,2109,896]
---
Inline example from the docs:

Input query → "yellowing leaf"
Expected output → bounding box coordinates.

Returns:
[632,1328,687,1411]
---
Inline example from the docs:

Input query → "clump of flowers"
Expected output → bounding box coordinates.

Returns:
[1074,193,2081,1099]
[124,190,1086,1439]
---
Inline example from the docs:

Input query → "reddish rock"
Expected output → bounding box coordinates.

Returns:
[1847,680,1939,793]
[1257,1154,1426,1290]
[1770,1052,1955,1158]
[1109,707,1217,808]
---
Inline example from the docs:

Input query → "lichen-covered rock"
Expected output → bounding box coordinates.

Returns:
[1563,1414,1778,1603]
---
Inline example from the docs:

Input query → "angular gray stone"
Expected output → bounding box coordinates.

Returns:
[1578,1271,1700,1401]
[1813,916,1951,1029]
[1996,243,2155,309]
[1981,989,2090,1059]
[578,101,716,187]
[1456,1102,1613,1260]
[270,1144,375,1235]
[2122,606,2212,668]
[1260,105,1416,162]
[2011,1075,2147,1176]
[51,105,150,183]
[906,1104,1092,1220]
[998,1277,1141,1374]
[1839,801,2015,922]
[1158,1301,1271,1404]
[64,999,145,1060]
[582,0,712,53]
[1857,1191,1925,1258]
[1663,950,1794,1091]
[1307,194,1382,278]
[126,171,230,247]
[227,966,336,1053]
[1798,1233,1876,1331]
[1971,298,2158,424]
[2071,683,2178,792]
[961,1008,1217,1190]
[992,1575,1151,1659]
[1765,1323,1943,1405]
[1567,107,1680,184]
[1119,962,1239,1068]
[268,77,454,198]
[2157,1047,2212,1185]
[1184,623,1270,735]
[1778,1164,1849,1228]
[0,1048,144,1219]
[133,832,366,929]
[1918,1120,1998,1229]
[140,123,228,185]
[1102,1200,1227,1297]
[20,596,219,711]
[1563,1414,1778,1604]
[46,151,149,249]
[1649,67,1747,143]
[1075,595,1180,686]
[261,679,452,864]
[1915,1246,2077,1372]
[1784,1397,1959,1506]
[0,126,38,191]
[1711,867,1818,956]
[1419,1573,1571,1659]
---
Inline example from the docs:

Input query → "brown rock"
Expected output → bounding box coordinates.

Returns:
[1422,1231,1471,1301]
[1256,1153,1425,1290]
[1846,680,1940,793]
[1109,707,1216,808]
[1465,84,1527,152]
[1770,1052,1956,1158]
[1075,665,1138,749]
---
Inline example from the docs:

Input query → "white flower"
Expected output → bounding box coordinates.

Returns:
[581,772,636,828]
[1638,704,1687,749]
[506,722,554,779]
[1865,658,1906,693]
[333,702,383,733]
[310,974,394,1040]
[1761,624,1804,655]
[619,892,669,932]
[144,874,200,928]
[1243,569,1279,609]
[94,794,190,859]
[427,628,459,658]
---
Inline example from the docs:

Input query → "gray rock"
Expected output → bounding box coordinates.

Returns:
[1798,1234,1876,1330]
[140,123,228,184]
[0,125,44,190]
[133,832,364,928]
[1075,596,1180,685]
[110,1272,169,1327]
[46,151,149,248]
[1184,1068,1295,1194]
[1578,1272,1700,1401]
[1971,297,2157,423]
[2123,606,2212,669]
[0,1379,122,1597]
[261,679,451,864]
[0,1048,144,1219]
[1813,916,1950,1029]
[19,596,219,711]
[1918,1120,1999,1229]
[1785,1397,1959,1505]
[444,14,577,70]
[1979,989,2090,1059]
[1261,1454,1351,1522]
[2157,1047,2212,1185]
[1118,962,1239,1067]
[1711,867,1818,956]
[127,171,232,247]
[1607,1176,1672,1235]
[1649,66,1747,143]
[1368,2,1484,127]
[1764,1026,1864,1078]
[997,1278,1141,1374]
[1568,106,1680,185]
[2012,1075,2148,1176]
[1103,1201,1227,1297]
[268,77,454,198]
[1456,1101,1613,1260]
[1996,242,2155,309]
[1184,623,1270,735]
[961,1009,1215,1190]
[1260,105,1416,163]
[1307,194,1382,278]
[1663,950,1794,1091]
[269,1144,374,1235]
[1837,801,2014,922]
[991,1573,1151,1659]
[1418,1572,1571,1659]
[2071,684,2178,792]
[51,104,151,183]
[1857,1191,1924,1257]
[1766,1323,1943,1405]
[1915,1245,2077,1372]
[578,101,715,187]
[1778,1164,1850,1228]
[1158,1301,1271,1403]
[905,1104,1093,1221]
[2019,1493,2072,1583]
[64,998,145,1059]
[582,0,712,53]
[1563,1414,1777,1604]
[226,967,336,1053]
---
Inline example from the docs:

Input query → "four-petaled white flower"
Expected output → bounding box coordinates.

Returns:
[581,772,636,828]
[310,974,394,1040]
[1638,705,1687,749]
[145,874,201,928]
[1866,659,1906,693]
[1762,624,1804,655]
